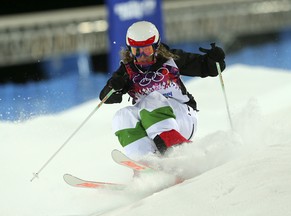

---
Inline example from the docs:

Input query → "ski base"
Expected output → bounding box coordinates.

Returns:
[111,149,155,173]
[112,149,184,183]
[63,174,126,190]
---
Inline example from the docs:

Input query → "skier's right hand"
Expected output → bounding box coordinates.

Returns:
[109,75,126,91]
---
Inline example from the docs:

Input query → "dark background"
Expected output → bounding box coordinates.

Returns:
[0,0,107,84]
[0,1,104,16]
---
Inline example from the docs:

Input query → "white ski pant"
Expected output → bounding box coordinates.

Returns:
[112,91,197,160]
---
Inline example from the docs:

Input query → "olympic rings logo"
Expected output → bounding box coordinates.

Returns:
[132,68,169,87]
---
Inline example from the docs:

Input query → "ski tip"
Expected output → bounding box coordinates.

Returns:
[63,173,72,178]
[111,149,123,158]
[63,174,73,182]
[111,149,121,153]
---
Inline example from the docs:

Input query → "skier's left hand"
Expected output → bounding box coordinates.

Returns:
[199,43,225,62]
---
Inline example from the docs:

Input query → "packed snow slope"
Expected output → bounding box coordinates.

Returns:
[0,64,291,216]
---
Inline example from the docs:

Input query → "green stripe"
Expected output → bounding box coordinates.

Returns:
[115,122,147,147]
[140,106,176,130]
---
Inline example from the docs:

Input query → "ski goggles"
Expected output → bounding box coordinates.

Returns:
[130,45,155,58]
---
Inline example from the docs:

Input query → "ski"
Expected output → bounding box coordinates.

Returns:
[112,150,185,184]
[111,149,156,173]
[64,150,184,190]
[64,150,155,190]
[63,174,126,190]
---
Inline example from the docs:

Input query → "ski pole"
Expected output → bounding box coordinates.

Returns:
[216,62,234,130]
[30,88,115,182]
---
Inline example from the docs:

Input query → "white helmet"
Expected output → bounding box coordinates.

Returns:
[126,21,160,48]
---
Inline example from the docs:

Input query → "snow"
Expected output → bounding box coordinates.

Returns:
[1,64,291,216]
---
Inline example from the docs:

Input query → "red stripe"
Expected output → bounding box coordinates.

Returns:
[159,129,190,147]
[128,35,156,47]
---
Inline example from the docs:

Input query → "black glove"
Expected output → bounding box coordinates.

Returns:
[109,75,126,91]
[199,43,225,62]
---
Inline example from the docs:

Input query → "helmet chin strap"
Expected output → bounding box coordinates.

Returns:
[133,54,156,67]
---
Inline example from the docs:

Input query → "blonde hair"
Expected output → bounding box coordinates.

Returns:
[120,44,179,64]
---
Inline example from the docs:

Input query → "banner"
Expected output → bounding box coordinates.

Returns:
[106,0,163,74]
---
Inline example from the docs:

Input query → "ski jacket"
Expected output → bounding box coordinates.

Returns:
[99,44,225,111]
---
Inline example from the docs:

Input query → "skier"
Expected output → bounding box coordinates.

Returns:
[100,21,225,160]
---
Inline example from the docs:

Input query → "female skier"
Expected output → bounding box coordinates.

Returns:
[100,21,226,159]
